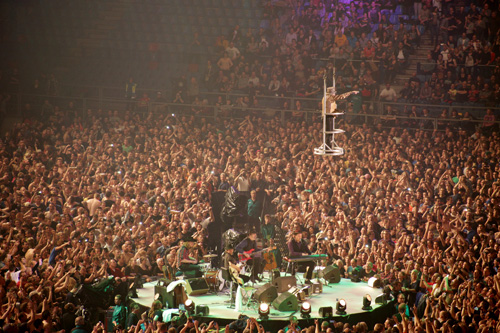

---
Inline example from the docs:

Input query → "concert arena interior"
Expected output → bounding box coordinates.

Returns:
[1,0,500,332]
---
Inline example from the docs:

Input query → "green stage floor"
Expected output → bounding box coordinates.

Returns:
[134,272,396,330]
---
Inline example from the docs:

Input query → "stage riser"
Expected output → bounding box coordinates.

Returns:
[134,278,397,329]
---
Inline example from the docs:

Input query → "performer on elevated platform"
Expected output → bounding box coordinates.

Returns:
[323,88,359,148]
[315,69,359,156]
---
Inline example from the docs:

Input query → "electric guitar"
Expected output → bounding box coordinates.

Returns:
[238,246,276,262]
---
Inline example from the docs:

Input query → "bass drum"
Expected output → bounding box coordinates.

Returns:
[204,269,224,291]
[204,269,219,286]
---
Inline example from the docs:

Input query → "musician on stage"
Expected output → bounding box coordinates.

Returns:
[223,244,249,285]
[235,230,264,283]
[288,232,315,284]
[176,235,203,278]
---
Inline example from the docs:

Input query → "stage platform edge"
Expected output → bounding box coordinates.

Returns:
[132,276,396,330]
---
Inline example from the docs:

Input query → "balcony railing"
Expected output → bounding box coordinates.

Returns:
[7,92,499,132]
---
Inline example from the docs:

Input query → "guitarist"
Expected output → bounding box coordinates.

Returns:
[223,244,249,285]
[235,230,264,283]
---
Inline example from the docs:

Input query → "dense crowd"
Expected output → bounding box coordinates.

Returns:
[1,0,500,333]
[0,93,499,332]
[165,0,500,119]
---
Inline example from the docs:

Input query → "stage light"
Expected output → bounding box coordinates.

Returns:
[258,303,270,320]
[336,299,347,315]
[351,268,361,282]
[300,302,311,318]
[319,306,333,317]
[367,277,381,288]
[362,294,372,310]
[185,299,195,314]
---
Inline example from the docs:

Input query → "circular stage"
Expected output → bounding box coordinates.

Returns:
[132,272,396,331]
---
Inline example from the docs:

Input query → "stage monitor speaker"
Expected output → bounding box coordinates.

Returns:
[273,276,297,293]
[253,283,278,303]
[155,284,186,308]
[319,306,333,317]
[154,285,170,308]
[185,278,209,296]
[323,265,341,283]
[272,291,298,312]
[196,305,209,316]
[375,294,389,305]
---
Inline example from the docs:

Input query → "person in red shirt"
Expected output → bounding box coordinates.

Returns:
[362,40,376,59]
[482,108,496,134]
[137,93,150,112]
[468,84,480,103]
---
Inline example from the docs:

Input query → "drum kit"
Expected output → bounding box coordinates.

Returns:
[200,253,225,292]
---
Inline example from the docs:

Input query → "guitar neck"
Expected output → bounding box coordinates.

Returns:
[238,247,275,260]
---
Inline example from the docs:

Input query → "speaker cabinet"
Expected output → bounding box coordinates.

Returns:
[185,278,209,296]
[273,276,297,293]
[319,306,333,317]
[196,305,209,316]
[323,265,341,283]
[154,285,170,308]
[272,291,298,311]
[154,284,186,308]
[375,294,389,304]
[253,283,278,303]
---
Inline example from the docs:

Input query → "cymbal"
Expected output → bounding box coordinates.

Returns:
[203,254,217,259]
